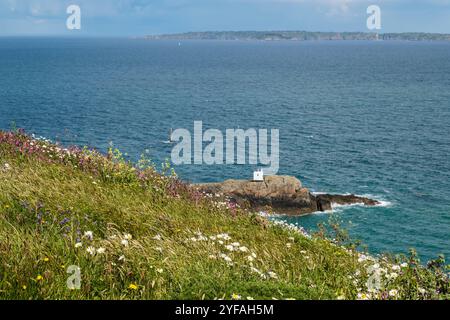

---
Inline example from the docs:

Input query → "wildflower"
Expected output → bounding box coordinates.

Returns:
[231,242,240,247]
[286,243,292,248]
[358,254,368,263]
[155,247,163,253]
[43,257,49,262]
[121,239,129,246]
[153,234,162,241]
[389,289,398,297]
[418,288,426,294]
[357,293,370,300]
[36,275,43,282]
[231,293,241,300]
[86,246,96,255]
[84,231,93,240]
[225,245,234,251]
[22,285,27,290]
[239,246,249,252]
[288,237,295,242]
[337,295,346,300]
[251,252,257,258]
[123,233,132,240]
[267,271,278,279]
[128,283,138,290]
[391,265,401,271]
[208,255,216,259]
[217,233,231,241]
[246,296,254,300]
[389,272,398,279]
[400,262,408,268]
[118,255,125,261]
[220,253,232,263]
[156,268,163,274]
[247,255,255,262]
[97,247,106,254]
[75,242,83,248]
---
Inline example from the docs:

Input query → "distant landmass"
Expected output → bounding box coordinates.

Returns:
[145,31,450,41]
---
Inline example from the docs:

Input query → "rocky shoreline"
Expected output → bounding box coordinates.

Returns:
[193,175,380,215]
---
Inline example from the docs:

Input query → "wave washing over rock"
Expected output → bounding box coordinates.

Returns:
[193,175,380,215]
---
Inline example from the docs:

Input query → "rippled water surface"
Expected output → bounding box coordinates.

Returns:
[1,38,449,261]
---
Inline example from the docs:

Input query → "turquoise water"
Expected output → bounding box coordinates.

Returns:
[1,38,449,261]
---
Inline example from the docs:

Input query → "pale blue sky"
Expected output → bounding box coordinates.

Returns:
[1,0,450,36]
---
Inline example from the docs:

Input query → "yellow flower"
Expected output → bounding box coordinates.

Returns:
[43,257,49,262]
[22,285,27,290]
[231,293,241,300]
[36,275,43,281]
[128,283,138,290]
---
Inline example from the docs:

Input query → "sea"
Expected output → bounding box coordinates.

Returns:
[1,37,449,262]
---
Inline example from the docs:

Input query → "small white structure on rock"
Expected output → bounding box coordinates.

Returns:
[253,169,264,182]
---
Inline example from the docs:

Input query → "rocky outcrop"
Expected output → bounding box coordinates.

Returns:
[194,175,379,215]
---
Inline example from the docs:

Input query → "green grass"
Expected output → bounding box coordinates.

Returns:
[0,130,448,300]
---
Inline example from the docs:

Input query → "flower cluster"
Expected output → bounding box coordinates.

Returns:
[186,231,279,281]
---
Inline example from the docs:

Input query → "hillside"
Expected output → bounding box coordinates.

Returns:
[145,31,450,41]
[0,130,448,300]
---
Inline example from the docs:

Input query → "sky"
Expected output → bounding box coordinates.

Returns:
[0,0,449,36]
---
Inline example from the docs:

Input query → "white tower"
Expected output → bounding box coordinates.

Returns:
[253,169,264,182]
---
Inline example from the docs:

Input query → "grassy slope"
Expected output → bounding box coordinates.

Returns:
[0,130,448,300]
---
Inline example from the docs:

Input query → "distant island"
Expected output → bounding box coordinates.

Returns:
[145,31,450,41]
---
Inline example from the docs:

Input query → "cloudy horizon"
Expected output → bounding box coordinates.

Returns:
[1,0,450,36]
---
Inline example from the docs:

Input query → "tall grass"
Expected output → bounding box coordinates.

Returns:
[0,130,448,300]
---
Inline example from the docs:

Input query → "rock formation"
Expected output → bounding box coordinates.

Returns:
[194,175,379,215]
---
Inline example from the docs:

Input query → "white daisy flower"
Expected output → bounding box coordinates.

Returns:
[123,233,132,240]
[96,247,106,254]
[225,245,234,251]
[389,289,399,297]
[84,231,93,240]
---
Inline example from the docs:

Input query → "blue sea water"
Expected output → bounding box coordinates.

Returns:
[1,38,449,262]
